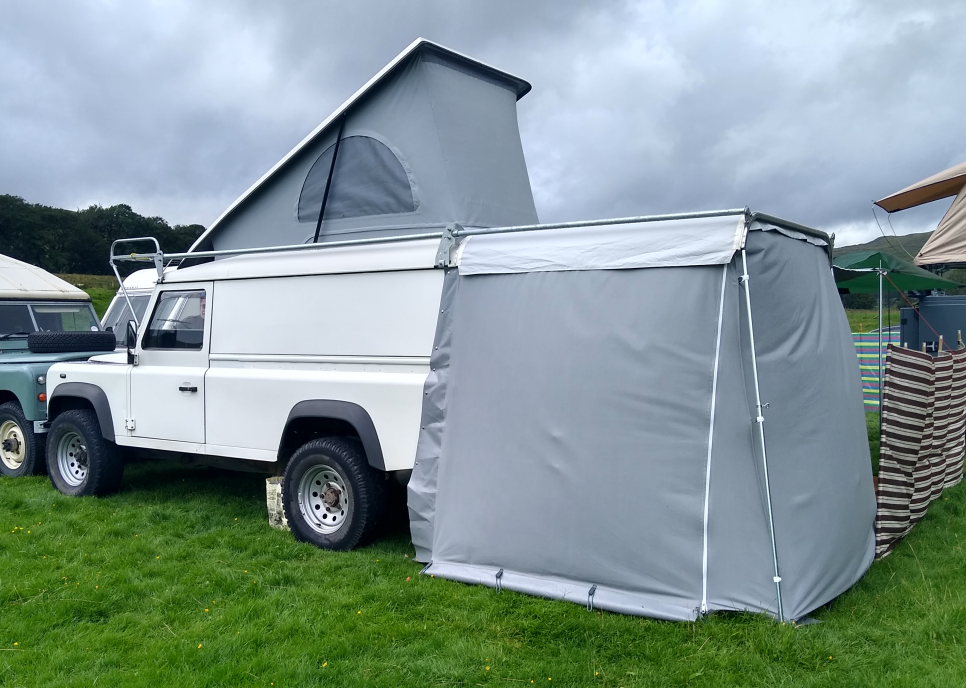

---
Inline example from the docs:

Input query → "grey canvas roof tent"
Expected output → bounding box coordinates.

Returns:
[408,211,875,622]
[189,38,538,254]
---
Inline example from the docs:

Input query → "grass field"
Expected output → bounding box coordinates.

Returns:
[1,417,964,686]
[845,308,901,334]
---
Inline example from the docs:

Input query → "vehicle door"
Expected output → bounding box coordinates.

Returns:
[129,284,211,444]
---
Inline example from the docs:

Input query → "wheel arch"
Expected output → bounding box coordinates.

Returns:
[278,400,385,471]
[48,383,115,442]
[0,390,19,407]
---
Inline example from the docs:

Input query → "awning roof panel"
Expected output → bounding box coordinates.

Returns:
[875,160,966,213]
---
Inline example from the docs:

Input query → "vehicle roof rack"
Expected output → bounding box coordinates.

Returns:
[109,208,830,286]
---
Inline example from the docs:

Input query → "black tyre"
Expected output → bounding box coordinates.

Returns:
[46,409,123,497]
[282,437,386,551]
[27,331,116,354]
[0,402,46,477]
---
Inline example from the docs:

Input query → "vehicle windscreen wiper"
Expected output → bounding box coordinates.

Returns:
[0,332,29,340]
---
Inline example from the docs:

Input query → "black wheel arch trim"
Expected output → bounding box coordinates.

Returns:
[281,400,385,471]
[48,383,115,442]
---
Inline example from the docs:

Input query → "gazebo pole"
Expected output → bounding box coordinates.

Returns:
[878,263,883,415]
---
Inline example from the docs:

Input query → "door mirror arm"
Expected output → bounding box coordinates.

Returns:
[126,321,138,366]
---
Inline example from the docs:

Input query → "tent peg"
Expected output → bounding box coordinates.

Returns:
[587,584,597,611]
[495,568,504,592]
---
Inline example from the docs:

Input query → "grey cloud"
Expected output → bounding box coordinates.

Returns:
[0,0,963,247]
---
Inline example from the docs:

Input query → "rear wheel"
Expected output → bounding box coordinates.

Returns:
[47,409,123,497]
[0,402,45,477]
[282,437,385,551]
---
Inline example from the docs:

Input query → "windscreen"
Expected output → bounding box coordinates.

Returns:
[31,304,100,332]
[0,304,34,336]
[102,294,151,343]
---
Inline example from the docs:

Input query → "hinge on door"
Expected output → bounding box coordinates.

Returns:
[125,418,136,430]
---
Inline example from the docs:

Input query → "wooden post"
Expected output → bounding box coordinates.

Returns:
[939,335,944,353]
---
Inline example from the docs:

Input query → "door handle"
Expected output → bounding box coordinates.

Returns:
[179,386,198,393]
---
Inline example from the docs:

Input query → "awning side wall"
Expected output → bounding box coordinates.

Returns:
[408,268,460,562]
[704,260,778,615]
[424,266,728,619]
[743,229,875,620]
[915,184,966,266]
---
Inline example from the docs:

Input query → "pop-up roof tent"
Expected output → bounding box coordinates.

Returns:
[189,39,538,253]
[408,211,875,622]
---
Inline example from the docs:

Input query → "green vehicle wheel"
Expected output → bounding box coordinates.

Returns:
[0,401,45,478]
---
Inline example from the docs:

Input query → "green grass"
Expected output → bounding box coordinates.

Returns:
[2,441,965,686]
[84,288,115,318]
[845,308,900,334]
[56,274,119,290]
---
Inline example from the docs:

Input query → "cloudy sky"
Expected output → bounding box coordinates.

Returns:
[1,0,963,246]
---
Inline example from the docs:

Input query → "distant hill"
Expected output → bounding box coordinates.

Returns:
[0,194,204,276]
[833,231,931,259]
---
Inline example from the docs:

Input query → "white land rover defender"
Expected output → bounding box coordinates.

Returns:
[45,237,443,550]
[43,38,546,551]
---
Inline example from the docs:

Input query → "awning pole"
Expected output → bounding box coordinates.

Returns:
[740,248,784,622]
[878,264,883,414]
[700,264,730,615]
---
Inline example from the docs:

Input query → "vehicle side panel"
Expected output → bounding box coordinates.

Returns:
[46,360,131,437]
[209,270,443,357]
[206,361,428,470]
[205,268,442,471]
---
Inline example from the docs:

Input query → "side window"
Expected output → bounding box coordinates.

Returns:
[142,290,206,350]
[297,135,416,223]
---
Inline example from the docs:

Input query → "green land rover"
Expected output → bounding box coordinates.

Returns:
[0,254,114,477]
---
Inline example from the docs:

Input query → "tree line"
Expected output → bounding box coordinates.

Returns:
[0,194,204,275]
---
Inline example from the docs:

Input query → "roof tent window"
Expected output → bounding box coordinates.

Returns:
[297,135,415,223]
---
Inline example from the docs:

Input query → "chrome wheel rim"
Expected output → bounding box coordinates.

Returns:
[298,463,350,535]
[57,431,88,487]
[0,419,25,470]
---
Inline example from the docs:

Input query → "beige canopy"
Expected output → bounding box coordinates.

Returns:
[0,253,89,301]
[875,160,966,266]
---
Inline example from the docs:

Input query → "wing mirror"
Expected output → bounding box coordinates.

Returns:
[126,321,138,365]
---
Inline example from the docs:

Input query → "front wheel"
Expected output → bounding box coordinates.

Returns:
[282,437,386,551]
[0,402,45,477]
[47,409,123,497]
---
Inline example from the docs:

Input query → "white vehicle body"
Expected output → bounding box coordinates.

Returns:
[48,239,442,474]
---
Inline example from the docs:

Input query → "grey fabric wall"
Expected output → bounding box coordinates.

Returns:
[408,269,460,563]
[409,227,875,621]
[203,47,538,252]
[417,265,729,620]
[739,229,875,619]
